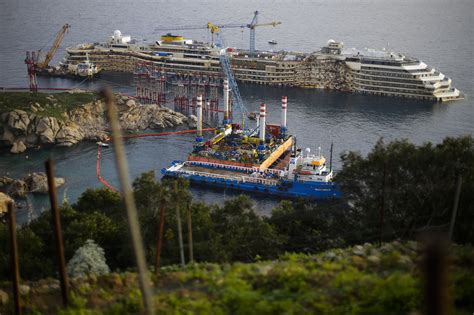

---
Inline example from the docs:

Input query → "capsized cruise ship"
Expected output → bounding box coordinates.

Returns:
[62,30,463,102]
[322,40,463,102]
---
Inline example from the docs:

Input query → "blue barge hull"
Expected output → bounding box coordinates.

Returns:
[161,166,341,199]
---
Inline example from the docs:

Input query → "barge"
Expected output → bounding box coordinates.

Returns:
[162,90,341,199]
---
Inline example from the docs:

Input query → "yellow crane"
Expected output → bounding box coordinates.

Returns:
[36,24,70,69]
[155,11,281,52]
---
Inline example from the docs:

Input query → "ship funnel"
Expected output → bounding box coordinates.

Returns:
[281,96,287,136]
[259,103,266,142]
[193,95,204,152]
[223,79,230,124]
[196,95,203,140]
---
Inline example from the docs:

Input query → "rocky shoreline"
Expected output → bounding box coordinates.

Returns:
[0,172,65,198]
[0,92,188,154]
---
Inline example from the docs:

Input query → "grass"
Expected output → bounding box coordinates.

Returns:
[1,241,472,314]
[0,91,100,121]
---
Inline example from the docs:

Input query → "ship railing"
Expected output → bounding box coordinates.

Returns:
[185,160,282,176]
[174,168,279,186]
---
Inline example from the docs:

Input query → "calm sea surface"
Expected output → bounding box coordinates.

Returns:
[0,0,473,222]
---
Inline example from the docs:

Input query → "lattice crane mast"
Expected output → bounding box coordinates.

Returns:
[154,11,280,52]
[36,24,70,69]
[208,23,248,118]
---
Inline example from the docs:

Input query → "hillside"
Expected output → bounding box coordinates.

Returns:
[1,241,472,314]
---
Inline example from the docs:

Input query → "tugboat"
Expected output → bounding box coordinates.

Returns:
[162,94,340,199]
[268,39,278,45]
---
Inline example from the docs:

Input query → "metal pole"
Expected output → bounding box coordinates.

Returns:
[45,159,69,307]
[103,88,154,315]
[448,175,462,241]
[7,202,22,315]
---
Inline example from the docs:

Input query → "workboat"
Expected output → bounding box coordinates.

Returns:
[268,40,278,45]
[96,141,109,148]
[162,92,341,199]
[70,53,101,77]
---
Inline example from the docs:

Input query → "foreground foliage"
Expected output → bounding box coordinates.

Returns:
[67,239,110,278]
[1,136,473,282]
[1,241,472,314]
[335,135,474,243]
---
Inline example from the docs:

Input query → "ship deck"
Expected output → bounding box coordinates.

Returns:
[181,165,252,177]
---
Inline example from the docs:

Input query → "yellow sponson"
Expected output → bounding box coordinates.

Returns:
[259,137,294,171]
[311,157,326,166]
[161,35,185,42]
[211,132,225,145]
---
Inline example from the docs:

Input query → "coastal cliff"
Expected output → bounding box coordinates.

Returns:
[0,91,187,153]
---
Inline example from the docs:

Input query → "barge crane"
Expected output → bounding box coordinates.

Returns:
[36,24,70,69]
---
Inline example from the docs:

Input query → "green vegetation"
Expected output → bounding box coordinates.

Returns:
[0,135,473,313]
[336,135,474,243]
[1,241,473,314]
[0,91,99,120]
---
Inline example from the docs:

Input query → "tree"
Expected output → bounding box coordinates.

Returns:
[335,136,474,243]
[210,196,284,262]
[167,178,192,267]
[270,199,351,253]
[75,188,123,220]
[67,239,110,278]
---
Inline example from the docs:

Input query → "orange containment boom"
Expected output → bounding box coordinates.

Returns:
[259,136,294,171]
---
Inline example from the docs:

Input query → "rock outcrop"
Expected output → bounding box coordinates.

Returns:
[23,172,65,194]
[0,172,65,197]
[0,94,187,153]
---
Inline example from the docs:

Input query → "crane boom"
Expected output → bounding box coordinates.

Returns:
[213,30,247,117]
[154,11,280,51]
[37,24,70,69]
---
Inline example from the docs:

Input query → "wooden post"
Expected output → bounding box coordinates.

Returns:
[448,175,462,241]
[380,161,387,243]
[174,182,185,267]
[187,201,194,263]
[7,201,22,315]
[421,234,451,315]
[155,203,166,274]
[103,88,154,314]
[45,159,69,306]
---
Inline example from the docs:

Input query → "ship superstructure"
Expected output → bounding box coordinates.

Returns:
[326,40,463,101]
[62,30,463,102]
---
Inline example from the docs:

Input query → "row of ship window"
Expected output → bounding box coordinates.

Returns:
[362,66,431,75]
[358,85,433,95]
[361,60,419,67]
[359,71,415,79]
[355,75,425,85]
[355,79,433,90]
[357,83,451,95]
